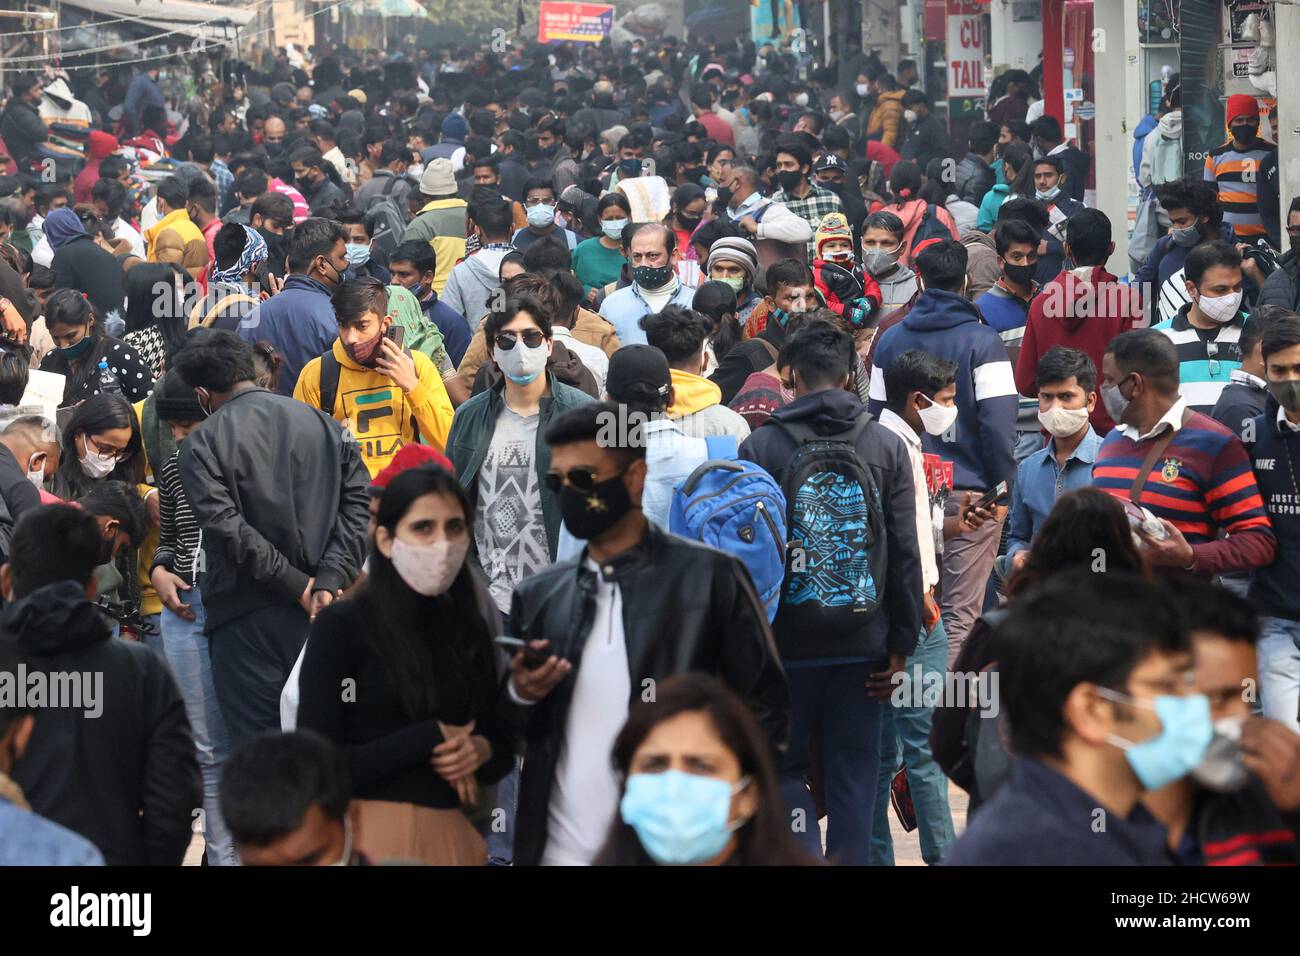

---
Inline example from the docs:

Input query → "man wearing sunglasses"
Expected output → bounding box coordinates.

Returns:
[499,400,788,867]
[445,292,592,626]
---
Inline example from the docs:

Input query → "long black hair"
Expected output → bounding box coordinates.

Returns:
[43,288,108,404]
[594,674,815,866]
[357,466,498,723]
[1004,142,1036,200]
[53,392,143,499]
[123,262,188,368]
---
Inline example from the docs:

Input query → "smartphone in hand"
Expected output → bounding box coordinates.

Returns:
[494,635,550,669]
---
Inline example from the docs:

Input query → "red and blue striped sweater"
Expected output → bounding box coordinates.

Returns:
[1092,410,1274,576]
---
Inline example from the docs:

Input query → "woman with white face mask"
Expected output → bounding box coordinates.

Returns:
[297,465,511,865]
[51,391,141,500]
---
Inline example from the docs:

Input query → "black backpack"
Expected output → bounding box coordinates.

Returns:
[771,411,885,633]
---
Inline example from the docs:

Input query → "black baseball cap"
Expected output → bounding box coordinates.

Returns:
[606,344,670,405]
[813,152,848,173]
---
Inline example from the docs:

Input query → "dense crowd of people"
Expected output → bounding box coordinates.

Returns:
[0,30,1297,869]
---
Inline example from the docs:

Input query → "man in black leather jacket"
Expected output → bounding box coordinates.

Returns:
[500,401,790,866]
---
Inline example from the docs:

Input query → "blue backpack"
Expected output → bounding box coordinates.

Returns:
[669,451,787,624]
[772,411,884,631]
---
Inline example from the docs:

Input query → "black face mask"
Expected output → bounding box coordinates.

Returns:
[1003,262,1036,288]
[1230,122,1258,144]
[715,185,734,206]
[776,170,803,194]
[682,165,707,185]
[557,471,632,540]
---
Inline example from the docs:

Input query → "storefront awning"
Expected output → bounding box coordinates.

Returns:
[58,0,256,40]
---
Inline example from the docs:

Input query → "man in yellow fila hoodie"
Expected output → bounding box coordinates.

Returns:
[294,277,454,478]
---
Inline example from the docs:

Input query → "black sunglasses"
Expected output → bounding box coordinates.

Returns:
[494,329,545,350]
[543,467,601,494]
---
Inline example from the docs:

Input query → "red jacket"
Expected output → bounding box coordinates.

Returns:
[1015,266,1140,434]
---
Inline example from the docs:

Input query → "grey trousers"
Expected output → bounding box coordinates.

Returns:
[940,495,1007,668]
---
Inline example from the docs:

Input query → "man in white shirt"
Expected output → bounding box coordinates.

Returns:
[873,347,962,864]
[501,400,788,866]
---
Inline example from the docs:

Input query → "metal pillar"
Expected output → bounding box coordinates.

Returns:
[1091,0,1136,268]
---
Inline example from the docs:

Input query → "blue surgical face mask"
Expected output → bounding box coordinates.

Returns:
[344,242,371,266]
[601,218,629,240]
[526,203,556,229]
[1097,688,1214,791]
[1035,185,1061,202]
[620,770,750,865]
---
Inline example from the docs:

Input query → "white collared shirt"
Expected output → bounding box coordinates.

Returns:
[1229,368,1267,390]
[1277,404,1300,433]
[1120,397,1189,443]
[879,408,940,590]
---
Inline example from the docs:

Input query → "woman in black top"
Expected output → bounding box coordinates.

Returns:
[38,288,155,408]
[122,262,188,378]
[298,465,511,865]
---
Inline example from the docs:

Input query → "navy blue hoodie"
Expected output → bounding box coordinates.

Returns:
[868,288,1018,492]
[1244,401,1300,621]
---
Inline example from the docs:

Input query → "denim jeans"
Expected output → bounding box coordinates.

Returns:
[1258,616,1300,734]
[161,586,239,865]
[869,620,955,865]
[779,661,883,865]
[140,613,162,656]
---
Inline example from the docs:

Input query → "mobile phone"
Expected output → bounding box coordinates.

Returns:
[386,325,404,349]
[494,635,550,669]
[974,481,1009,511]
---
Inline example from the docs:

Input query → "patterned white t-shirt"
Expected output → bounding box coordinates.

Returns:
[474,405,549,614]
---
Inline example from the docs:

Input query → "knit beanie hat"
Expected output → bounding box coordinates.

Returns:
[705,236,758,284]
[814,212,853,259]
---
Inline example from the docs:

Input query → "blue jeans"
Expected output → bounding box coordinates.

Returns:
[779,661,883,865]
[1258,616,1300,734]
[869,620,955,864]
[161,585,238,865]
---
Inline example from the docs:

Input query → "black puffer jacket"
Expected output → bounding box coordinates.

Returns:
[503,523,790,866]
[6,581,201,865]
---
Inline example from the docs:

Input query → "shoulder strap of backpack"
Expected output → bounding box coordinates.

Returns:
[318,348,341,417]
[1128,407,1193,505]
[682,459,745,497]
[755,336,779,364]
[195,293,259,329]
[381,173,401,197]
